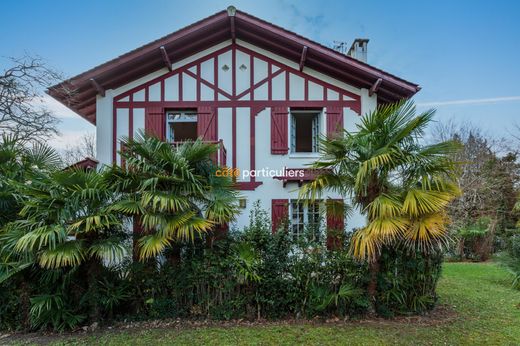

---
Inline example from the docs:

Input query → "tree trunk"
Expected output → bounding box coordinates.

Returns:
[86,259,102,322]
[167,244,181,266]
[133,217,144,262]
[19,279,31,330]
[367,256,380,313]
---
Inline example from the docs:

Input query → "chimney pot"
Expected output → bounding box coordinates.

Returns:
[347,38,369,63]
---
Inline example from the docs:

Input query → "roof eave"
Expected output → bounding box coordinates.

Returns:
[48,8,420,125]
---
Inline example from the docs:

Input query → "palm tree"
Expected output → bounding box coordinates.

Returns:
[0,135,62,227]
[0,135,65,327]
[0,137,126,324]
[0,135,65,281]
[300,101,461,304]
[1,169,128,272]
[108,132,239,261]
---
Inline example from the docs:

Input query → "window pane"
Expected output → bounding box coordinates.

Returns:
[290,200,324,241]
[167,111,198,142]
[308,202,320,225]
[290,114,296,153]
[290,200,304,239]
[312,115,319,152]
[171,122,197,142]
[291,112,320,153]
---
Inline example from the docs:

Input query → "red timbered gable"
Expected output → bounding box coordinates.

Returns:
[111,42,363,190]
[113,44,361,110]
[47,7,421,233]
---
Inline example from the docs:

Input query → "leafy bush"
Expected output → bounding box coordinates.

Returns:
[451,217,495,261]
[496,231,520,289]
[376,246,443,317]
[29,293,85,331]
[0,201,447,331]
[0,281,26,331]
[121,202,369,322]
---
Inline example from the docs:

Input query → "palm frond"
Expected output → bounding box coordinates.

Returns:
[15,225,68,252]
[89,238,128,265]
[403,213,451,252]
[350,229,380,261]
[137,233,171,260]
[38,241,84,269]
[402,188,453,217]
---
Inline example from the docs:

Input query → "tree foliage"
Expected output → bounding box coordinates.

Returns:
[433,122,520,260]
[108,132,240,260]
[301,101,461,261]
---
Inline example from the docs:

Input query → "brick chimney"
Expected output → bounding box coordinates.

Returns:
[347,39,369,63]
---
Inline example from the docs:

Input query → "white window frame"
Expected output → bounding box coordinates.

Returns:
[289,109,322,155]
[166,110,198,142]
[289,199,323,240]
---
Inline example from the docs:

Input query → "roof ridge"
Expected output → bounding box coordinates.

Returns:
[235,10,419,89]
[47,6,420,124]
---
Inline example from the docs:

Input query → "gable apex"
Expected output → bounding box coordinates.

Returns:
[47,7,419,124]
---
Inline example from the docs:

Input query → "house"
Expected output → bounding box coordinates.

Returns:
[48,6,420,239]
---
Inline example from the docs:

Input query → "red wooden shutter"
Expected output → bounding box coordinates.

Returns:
[326,199,345,250]
[326,106,344,138]
[145,106,165,140]
[271,107,288,154]
[197,106,217,141]
[271,199,288,233]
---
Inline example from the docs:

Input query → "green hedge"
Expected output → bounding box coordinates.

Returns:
[0,204,444,331]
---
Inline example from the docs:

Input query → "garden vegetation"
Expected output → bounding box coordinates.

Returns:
[2,101,518,333]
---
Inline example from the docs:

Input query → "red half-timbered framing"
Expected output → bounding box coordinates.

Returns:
[47,6,422,235]
[112,42,361,190]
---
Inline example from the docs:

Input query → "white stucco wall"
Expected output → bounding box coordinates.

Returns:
[95,91,114,167]
[94,40,378,231]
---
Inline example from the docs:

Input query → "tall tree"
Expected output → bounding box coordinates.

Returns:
[300,101,460,304]
[0,56,65,141]
[433,122,519,232]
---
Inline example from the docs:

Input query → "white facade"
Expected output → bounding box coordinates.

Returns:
[95,40,377,232]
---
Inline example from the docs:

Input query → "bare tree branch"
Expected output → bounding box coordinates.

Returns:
[0,55,65,142]
[60,133,96,167]
[432,121,520,231]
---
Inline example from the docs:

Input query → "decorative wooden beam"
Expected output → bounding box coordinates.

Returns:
[160,46,172,71]
[369,78,382,97]
[299,46,308,72]
[230,16,236,43]
[227,5,236,43]
[89,78,105,97]
[78,103,96,115]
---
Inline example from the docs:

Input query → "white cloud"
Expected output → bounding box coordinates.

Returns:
[417,96,520,107]
[49,130,95,150]
[33,94,79,119]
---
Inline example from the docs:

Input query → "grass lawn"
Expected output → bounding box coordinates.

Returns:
[7,262,520,345]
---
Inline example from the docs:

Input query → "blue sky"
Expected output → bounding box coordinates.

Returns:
[1,0,519,148]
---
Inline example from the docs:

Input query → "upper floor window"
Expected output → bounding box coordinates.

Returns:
[166,110,197,142]
[290,200,321,240]
[290,110,321,153]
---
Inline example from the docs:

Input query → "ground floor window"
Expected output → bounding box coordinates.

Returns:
[166,110,198,142]
[289,200,321,240]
